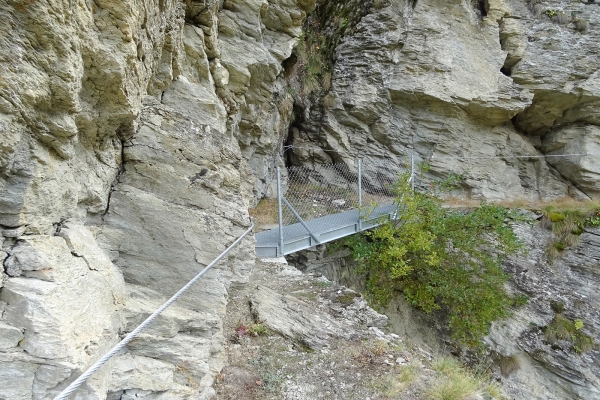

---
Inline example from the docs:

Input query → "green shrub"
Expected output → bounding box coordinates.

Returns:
[543,314,594,354]
[344,174,523,347]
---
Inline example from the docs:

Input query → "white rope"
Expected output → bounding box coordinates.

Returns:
[429,153,588,160]
[53,223,254,400]
[282,145,589,160]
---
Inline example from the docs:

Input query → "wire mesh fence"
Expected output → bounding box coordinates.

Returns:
[277,159,410,242]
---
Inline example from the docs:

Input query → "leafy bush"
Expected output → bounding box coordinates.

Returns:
[344,175,523,347]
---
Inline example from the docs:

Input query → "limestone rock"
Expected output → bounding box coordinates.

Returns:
[0,321,23,350]
[105,284,223,399]
[287,0,600,200]
[0,0,186,233]
[485,223,600,400]
[249,285,361,349]
[98,98,255,312]
[0,0,312,398]
[97,93,254,397]
[0,225,126,399]
[0,359,40,400]
[217,0,316,199]
[542,125,600,199]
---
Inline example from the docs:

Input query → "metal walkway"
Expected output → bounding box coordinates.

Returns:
[255,204,397,257]
[254,159,412,257]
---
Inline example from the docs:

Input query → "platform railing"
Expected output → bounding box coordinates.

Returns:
[272,157,414,255]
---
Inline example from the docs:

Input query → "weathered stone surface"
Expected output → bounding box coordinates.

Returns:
[0,0,311,398]
[0,360,39,400]
[288,0,600,200]
[0,0,186,233]
[217,0,316,199]
[250,285,362,349]
[485,223,600,400]
[542,125,600,199]
[104,284,223,399]
[97,92,255,397]
[98,97,254,311]
[0,321,23,350]
[0,225,126,399]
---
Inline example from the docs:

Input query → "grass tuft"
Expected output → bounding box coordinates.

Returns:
[432,357,461,376]
[544,314,573,342]
[574,333,594,353]
[249,198,279,225]
[575,19,589,32]
[562,233,580,248]
[499,354,521,377]
[426,374,480,400]
[545,243,562,263]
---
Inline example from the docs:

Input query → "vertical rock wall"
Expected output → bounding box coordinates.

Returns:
[288,0,600,200]
[0,0,314,398]
[1,0,599,398]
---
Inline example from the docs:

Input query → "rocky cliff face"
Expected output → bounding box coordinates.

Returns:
[0,0,312,398]
[288,220,600,400]
[289,0,600,200]
[1,0,599,399]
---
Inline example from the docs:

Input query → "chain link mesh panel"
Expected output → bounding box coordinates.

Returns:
[360,158,408,207]
[278,159,410,241]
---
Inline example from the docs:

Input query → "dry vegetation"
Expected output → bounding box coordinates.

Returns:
[215,260,505,400]
[249,199,279,226]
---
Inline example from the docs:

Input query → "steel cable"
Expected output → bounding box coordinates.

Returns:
[53,223,254,400]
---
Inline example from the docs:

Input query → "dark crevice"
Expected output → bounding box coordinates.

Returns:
[478,0,488,17]
[102,139,127,219]
[52,221,64,236]
[284,129,294,168]
[284,104,307,168]
[500,66,512,77]
[282,54,298,77]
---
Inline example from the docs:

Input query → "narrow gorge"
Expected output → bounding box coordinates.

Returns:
[0,0,599,399]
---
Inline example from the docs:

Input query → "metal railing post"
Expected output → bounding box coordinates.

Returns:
[357,158,362,230]
[277,167,284,257]
[281,196,320,244]
[410,155,415,192]
[358,159,362,208]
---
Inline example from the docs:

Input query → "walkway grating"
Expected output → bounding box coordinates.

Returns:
[255,203,397,257]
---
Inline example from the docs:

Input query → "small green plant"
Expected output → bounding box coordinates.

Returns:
[541,206,600,262]
[543,313,594,354]
[512,293,529,307]
[585,211,600,227]
[547,211,565,223]
[553,242,567,252]
[236,322,269,337]
[336,292,361,306]
[344,173,523,347]
[550,301,565,313]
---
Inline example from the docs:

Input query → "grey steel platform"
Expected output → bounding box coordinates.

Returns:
[255,203,397,257]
